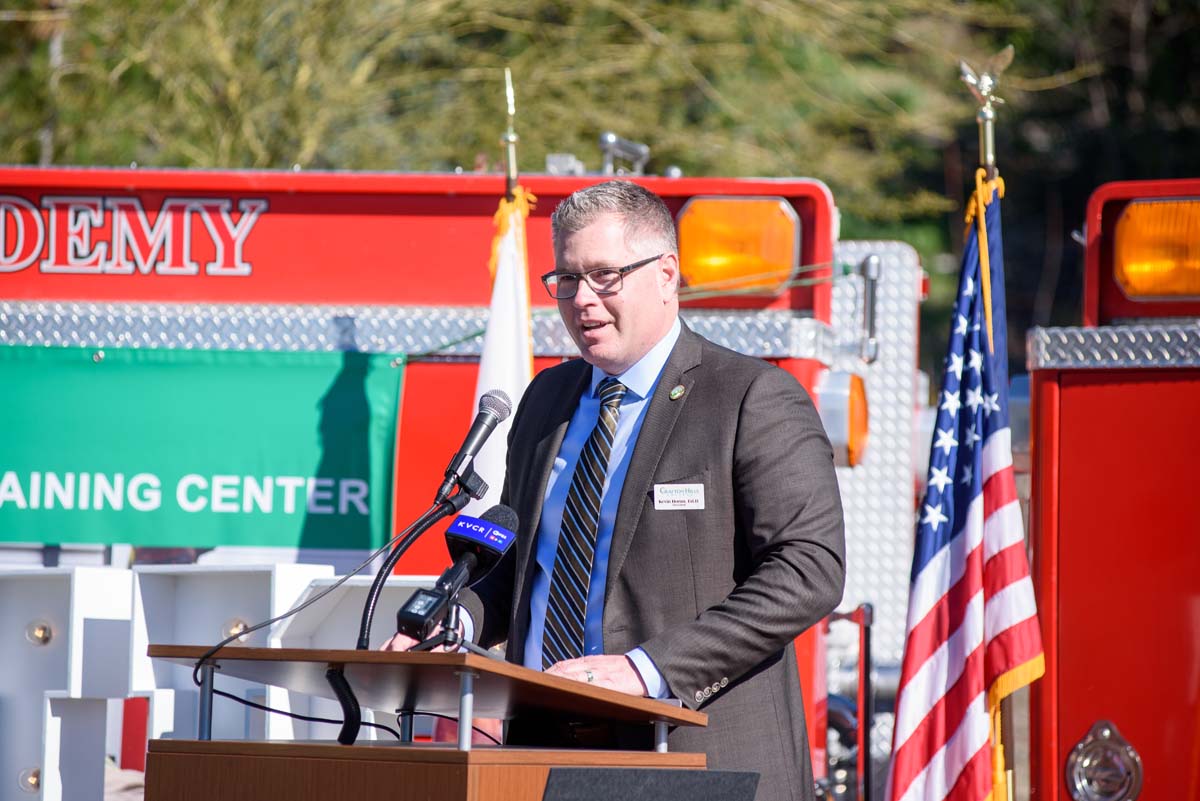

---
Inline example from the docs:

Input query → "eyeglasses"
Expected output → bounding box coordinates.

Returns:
[540,254,664,299]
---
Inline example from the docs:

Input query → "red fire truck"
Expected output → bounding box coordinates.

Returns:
[1027,178,1200,801]
[0,142,928,796]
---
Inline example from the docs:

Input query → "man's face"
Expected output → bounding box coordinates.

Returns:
[555,213,679,376]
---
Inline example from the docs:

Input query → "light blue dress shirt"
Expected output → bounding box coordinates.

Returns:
[521,319,681,697]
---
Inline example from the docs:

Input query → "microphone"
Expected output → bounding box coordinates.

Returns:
[396,504,518,641]
[443,503,519,590]
[435,390,513,503]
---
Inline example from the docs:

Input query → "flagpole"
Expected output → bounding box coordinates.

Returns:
[959,45,1011,182]
[889,48,1043,801]
[961,45,1017,801]
[469,70,534,514]
[959,46,1012,355]
[502,68,519,201]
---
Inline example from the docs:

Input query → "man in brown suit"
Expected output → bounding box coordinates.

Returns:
[391,180,845,801]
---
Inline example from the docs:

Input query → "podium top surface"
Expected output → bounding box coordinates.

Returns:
[148,739,707,767]
[149,645,706,728]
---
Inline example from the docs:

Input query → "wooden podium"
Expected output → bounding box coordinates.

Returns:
[145,646,712,801]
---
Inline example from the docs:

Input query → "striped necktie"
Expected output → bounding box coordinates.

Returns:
[542,377,627,668]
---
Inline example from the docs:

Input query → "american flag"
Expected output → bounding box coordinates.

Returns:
[887,175,1044,801]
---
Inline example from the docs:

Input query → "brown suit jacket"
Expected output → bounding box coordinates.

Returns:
[459,323,846,801]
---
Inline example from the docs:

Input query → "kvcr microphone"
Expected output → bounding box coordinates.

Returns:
[395,504,519,640]
[436,390,512,502]
[444,503,519,587]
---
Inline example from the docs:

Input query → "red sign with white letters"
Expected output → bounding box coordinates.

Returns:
[0,167,836,314]
[1,193,266,277]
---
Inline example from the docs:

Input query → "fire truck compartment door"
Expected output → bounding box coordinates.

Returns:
[1053,369,1200,800]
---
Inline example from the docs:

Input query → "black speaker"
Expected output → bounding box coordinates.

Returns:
[540,767,759,801]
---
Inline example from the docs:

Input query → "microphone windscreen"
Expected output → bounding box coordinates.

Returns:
[479,389,513,421]
[478,503,519,535]
[444,505,519,562]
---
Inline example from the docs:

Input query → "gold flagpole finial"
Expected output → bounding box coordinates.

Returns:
[960,46,1013,356]
[502,67,519,200]
[960,45,1013,180]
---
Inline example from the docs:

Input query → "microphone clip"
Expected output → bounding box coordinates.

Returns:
[460,471,489,501]
[435,465,489,505]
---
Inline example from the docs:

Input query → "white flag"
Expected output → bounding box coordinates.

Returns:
[464,188,534,515]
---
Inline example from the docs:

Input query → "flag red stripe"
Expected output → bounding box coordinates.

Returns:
[985,616,1044,685]
[981,465,1016,518]
[889,645,985,799]
[983,541,1031,598]
[899,542,983,684]
[944,742,994,801]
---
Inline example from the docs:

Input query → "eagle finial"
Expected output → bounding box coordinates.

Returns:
[960,45,1013,108]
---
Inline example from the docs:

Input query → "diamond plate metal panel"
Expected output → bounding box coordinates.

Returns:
[683,310,833,363]
[872,713,895,762]
[0,302,494,355]
[1027,323,1200,370]
[0,302,835,362]
[828,242,922,684]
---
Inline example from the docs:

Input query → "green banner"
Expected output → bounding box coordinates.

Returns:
[0,345,404,549]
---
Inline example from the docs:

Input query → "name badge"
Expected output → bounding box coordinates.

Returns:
[654,483,705,510]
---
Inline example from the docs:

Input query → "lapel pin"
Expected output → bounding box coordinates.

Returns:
[669,384,686,401]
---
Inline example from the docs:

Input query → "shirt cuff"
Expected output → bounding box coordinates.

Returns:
[626,647,672,699]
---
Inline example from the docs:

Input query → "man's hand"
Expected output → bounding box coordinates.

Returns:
[379,620,465,652]
[379,631,420,651]
[544,655,648,696]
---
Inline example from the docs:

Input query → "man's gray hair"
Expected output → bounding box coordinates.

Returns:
[551,180,678,257]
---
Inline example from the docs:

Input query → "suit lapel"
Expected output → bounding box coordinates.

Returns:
[604,325,703,609]
[511,360,591,655]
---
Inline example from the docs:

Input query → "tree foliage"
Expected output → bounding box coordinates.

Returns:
[0,0,1021,220]
[973,0,1200,331]
[3,0,1195,370]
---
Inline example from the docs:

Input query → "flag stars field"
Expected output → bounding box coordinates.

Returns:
[928,466,953,494]
[965,424,981,447]
[940,390,962,416]
[934,428,958,456]
[983,393,1000,417]
[921,503,949,532]
[947,353,964,381]
[965,386,984,413]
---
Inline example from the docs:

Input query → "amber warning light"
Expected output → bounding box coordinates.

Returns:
[1113,197,1200,298]
[676,197,800,298]
[816,371,869,468]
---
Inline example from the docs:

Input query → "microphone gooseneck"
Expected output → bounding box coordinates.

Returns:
[355,493,469,650]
